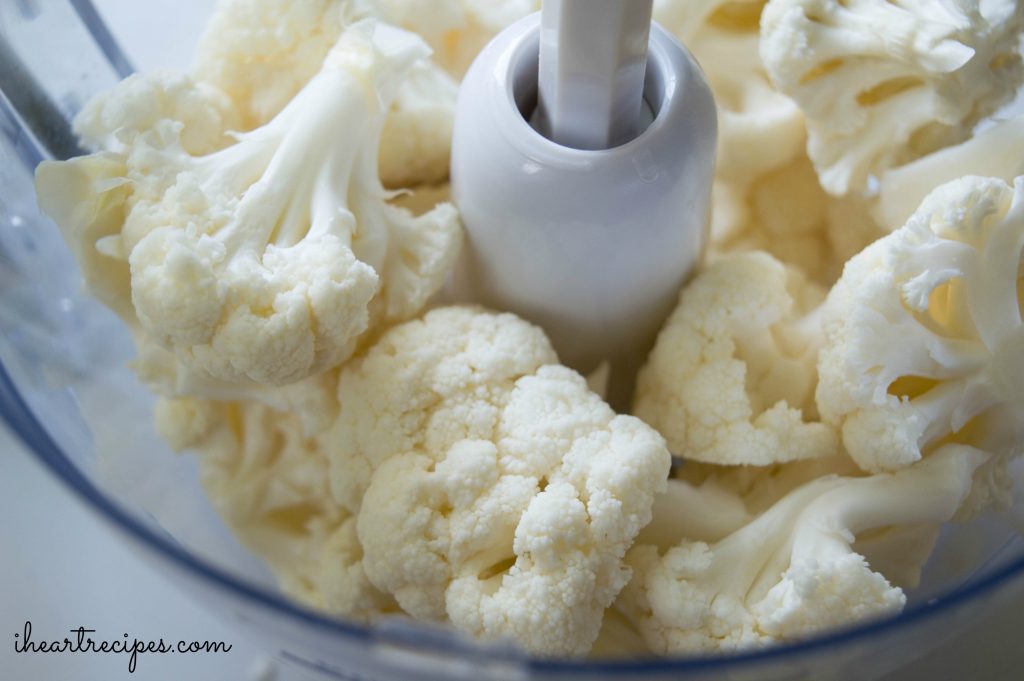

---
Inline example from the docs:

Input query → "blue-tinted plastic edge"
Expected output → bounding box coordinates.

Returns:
[67,0,134,78]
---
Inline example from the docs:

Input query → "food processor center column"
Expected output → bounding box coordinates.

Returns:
[450,0,717,405]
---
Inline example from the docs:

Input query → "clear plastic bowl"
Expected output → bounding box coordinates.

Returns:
[2,2,1024,679]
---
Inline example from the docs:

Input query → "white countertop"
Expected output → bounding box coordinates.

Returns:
[1,425,295,681]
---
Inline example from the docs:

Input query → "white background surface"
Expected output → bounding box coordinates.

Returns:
[2,1,1024,680]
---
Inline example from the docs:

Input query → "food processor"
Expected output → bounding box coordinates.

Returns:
[451,0,715,404]
[3,1,1024,680]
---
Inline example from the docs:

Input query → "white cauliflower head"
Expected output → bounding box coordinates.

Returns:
[432,0,541,77]
[378,60,457,188]
[129,328,344,440]
[38,21,463,388]
[877,115,1024,230]
[817,176,1024,474]
[193,0,350,125]
[33,74,245,322]
[712,151,885,285]
[325,307,671,656]
[634,251,838,465]
[656,1,884,285]
[196,0,538,86]
[618,445,988,654]
[193,0,461,187]
[325,306,560,511]
[73,72,241,156]
[35,153,135,321]
[654,0,767,42]
[654,1,802,193]
[155,396,396,620]
[673,451,862,517]
[761,0,1024,195]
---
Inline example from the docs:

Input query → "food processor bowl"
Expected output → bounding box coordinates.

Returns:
[3,2,1024,679]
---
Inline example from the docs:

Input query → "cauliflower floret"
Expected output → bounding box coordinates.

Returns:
[35,153,135,320]
[32,74,245,322]
[653,3,802,193]
[131,331,343,438]
[654,0,767,42]
[155,396,395,619]
[325,307,671,656]
[634,251,838,465]
[817,176,1024,474]
[706,35,804,195]
[654,3,883,284]
[73,72,241,156]
[714,151,885,284]
[674,452,862,515]
[636,476,753,549]
[389,183,451,216]
[325,306,559,510]
[378,61,457,188]
[193,0,462,187]
[38,21,463,388]
[877,115,1024,230]
[590,607,651,659]
[431,0,541,77]
[193,0,349,125]
[761,0,1024,195]
[618,445,988,654]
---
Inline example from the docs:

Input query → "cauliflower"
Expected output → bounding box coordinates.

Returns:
[618,445,988,654]
[634,251,838,465]
[654,0,767,43]
[37,21,463,388]
[401,0,540,78]
[389,183,452,216]
[636,477,753,549]
[33,74,242,322]
[192,0,350,125]
[674,452,862,515]
[72,72,241,156]
[713,151,885,284]
[354,0,539,77]
[155,396,396,620]
[652,2,802,193]
[698,30,804,194]
[378,61,458,188]
[193,0,461,187]
[590,608,651,659]
[324,307,671,656]
[877,115,1024,230]
[135,333,344,437]
[653,2,883,283]
[40,0,1024,659]
[817,176,1024,474]
[761,0,1024,195]
[35,152,135,321]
